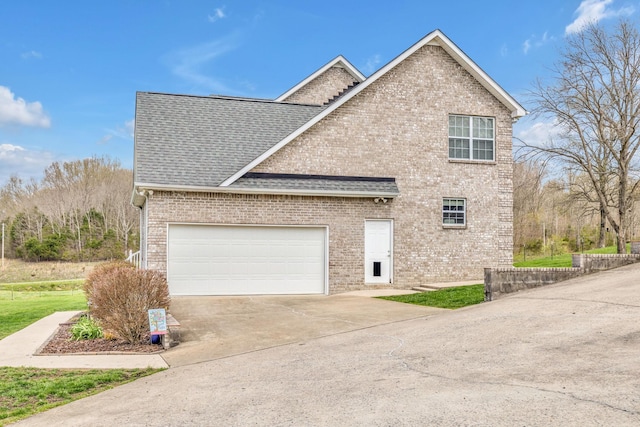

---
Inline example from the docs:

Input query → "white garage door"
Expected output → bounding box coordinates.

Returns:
[167,224,326,295]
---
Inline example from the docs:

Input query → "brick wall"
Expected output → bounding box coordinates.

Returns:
[281,66,359,105]
[144,44,515,293]
[256,45,514,278]
[484,254,640,300]
[145,191,395,293]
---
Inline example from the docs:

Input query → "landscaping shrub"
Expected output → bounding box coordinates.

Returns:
[83,261,134,303]
[70,315,103,340]
[84,262,170,344]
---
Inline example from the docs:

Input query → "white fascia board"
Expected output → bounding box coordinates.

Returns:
[275,55,366,102]
[222,30,526,187]
[132,182,397,200]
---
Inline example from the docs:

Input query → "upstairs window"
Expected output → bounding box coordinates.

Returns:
[449,115,494,161]
[443,198,466,226]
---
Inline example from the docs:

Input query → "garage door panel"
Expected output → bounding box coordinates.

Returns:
[168,225,326,295]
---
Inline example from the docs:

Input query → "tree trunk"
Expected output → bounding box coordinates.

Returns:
[617,174,627,254]
[598,206,606,248]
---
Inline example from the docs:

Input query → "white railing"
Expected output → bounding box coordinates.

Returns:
[126,250,141,268]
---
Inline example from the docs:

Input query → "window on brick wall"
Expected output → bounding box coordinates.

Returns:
[443,198,466,226]
[448,115,494,161]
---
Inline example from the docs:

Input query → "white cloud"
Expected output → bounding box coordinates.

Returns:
[100,119,136,144]
[523,31,554,54]
[500,43,508,57]
[514,118,564,147]
[0,86,51,128]
[96,134,113,145]
[565,0,635,35]
[208,7,226,23]
[20,50,42,60]
[362,54,381,75]
[125,119,135,138]
[0,143,25,156]
[0,143,55,185]
[164,34,240,93]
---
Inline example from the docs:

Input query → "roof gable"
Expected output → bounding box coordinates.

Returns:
[275,55,366,103]
[220,29,526,187]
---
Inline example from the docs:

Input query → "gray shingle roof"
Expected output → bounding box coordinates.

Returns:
[134,92,324,187]
[229,173,399,196]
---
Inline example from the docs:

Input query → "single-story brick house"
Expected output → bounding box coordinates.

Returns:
[132,29,526,296]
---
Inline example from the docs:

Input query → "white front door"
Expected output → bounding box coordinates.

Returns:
[364,220,392,283]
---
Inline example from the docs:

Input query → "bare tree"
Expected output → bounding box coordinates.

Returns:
[513,159,546,250]
[522,20,640,253]
[566,167,616,247]
[3,155,138,261]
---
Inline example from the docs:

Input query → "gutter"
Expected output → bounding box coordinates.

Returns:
[131,182,398,207]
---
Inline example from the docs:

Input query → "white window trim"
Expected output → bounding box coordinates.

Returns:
[448,115,495,161]
[442,197,467,228]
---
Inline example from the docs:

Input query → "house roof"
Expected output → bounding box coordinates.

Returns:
[220,29,526,187]
[228,173,399,197]
[133,30,525,206]
[275,55,366,102]
[134,92,324,188]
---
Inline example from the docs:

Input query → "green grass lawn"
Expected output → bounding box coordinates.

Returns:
[378,284,485,309]
[513,245,626,268]
[0,282,162,425]
[0,280,83,293]
[513,253,573,267]
[0,293,88,340]
[0,367,162,425]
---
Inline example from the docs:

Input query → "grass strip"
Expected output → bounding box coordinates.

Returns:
[513,254,573,268]
[0,367,163,425]
[0,294,87,340]
[378,284,485,309]
[0,280,83,292]
[513,244,627,268]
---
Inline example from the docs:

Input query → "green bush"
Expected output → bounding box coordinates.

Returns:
[524,239,543,254]
[71,315,104,340]
[23,235,67,261]
[84,262,170,344]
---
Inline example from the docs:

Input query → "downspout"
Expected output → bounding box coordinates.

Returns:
[134,189,153,269]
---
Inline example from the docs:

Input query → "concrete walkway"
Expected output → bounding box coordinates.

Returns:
[12,265,640,426]
[0,311,168,369]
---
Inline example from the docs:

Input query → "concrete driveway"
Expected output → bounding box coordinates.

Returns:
[17,265,640,426]
[162,291,444,367]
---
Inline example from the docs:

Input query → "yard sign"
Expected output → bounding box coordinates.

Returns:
[148,308,168,335]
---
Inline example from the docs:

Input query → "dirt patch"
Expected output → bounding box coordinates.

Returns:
[39,322,164,355]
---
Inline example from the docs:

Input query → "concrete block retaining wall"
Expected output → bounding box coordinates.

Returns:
[485,253,640,301]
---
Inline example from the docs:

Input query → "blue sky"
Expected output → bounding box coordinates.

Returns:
[0,0,637,185]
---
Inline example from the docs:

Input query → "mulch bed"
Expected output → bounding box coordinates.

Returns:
[38,316,164,355]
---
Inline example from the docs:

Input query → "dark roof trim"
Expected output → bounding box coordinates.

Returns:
[243,172,395,182]
[136,91,321,107]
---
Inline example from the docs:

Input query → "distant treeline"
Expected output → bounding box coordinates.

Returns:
[1,156,138,262]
